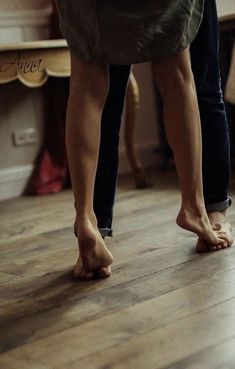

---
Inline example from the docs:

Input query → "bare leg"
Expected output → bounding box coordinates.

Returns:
[66,54,113,279]
[152,48,227,248]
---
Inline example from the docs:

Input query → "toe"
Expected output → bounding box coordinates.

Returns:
[211,245,217,251]
[219,239,228,249]
[74,269,95,280]
[82,271,95,280]
[217,233,229,245]
[209,238,228,251]
[222,244,228,249]
[212,223,222,231]
[98,266,112,278]
[73,269,84,278]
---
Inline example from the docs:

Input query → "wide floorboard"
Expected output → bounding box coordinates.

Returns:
[0,169,235,369]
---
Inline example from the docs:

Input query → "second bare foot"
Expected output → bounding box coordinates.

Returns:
[176,207,228,249]
[196,211,233,253]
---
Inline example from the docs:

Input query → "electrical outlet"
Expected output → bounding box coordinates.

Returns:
[13,128,38,146]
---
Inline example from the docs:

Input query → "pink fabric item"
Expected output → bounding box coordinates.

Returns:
[26,149,68,195]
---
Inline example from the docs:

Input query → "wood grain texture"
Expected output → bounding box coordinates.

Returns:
[0,169,235,368]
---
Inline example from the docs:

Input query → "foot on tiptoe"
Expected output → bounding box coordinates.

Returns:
[176,207,229,251]
[74,222,113,280]
[196,211,233,253]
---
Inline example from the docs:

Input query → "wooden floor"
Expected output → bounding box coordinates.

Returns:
[1,169,235,369]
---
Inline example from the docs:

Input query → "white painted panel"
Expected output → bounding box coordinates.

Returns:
[216,0,235,18]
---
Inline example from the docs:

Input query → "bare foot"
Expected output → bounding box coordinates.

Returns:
[74,222,113,280]
[176,207,228,248]
[196,211,233,253]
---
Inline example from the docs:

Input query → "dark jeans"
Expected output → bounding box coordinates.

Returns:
[94,65,131,236]
[190,0,231,212]
[94,0,231,237]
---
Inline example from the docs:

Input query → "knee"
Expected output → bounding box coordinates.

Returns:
[153,49,195,98]
[70,54,109,107]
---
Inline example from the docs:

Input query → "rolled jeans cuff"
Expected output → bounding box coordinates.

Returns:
[206,197,232,213]
[98,199,232,237]
[99,227,113,238]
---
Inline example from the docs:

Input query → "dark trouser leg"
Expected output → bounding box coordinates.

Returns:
[190,0,231,213]
[94,64,131,237]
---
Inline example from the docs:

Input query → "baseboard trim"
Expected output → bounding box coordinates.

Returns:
[0,144,161,200]
[0,164,33,201]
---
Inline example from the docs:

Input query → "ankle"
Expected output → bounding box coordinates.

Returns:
[180,202,206,219]
[74,212,97,231]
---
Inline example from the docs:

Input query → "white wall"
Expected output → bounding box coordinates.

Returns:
[216,0,235,18]
[0,82,45,200]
